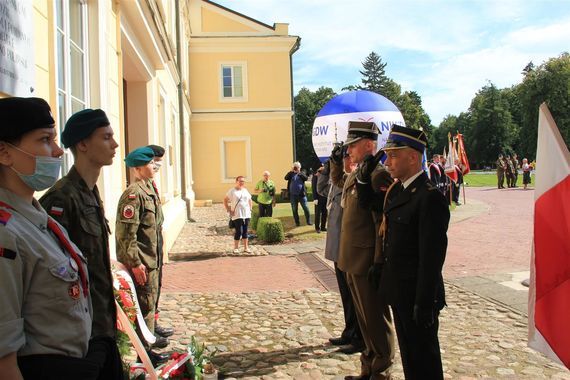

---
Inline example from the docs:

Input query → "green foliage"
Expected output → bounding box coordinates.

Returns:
[250,205,260,230]
[294,86,336,170]
[189,336,217,380]
[256,217,285,243]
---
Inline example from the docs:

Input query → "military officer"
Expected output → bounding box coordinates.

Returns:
[115,146,169,365]
[330,121,395,380]
[146,144,174,339]
[380,125,449,380]
[511,153,519,187]
[0,97,93,378]
[39,108,123,379]
[496,154,507,189]
[505,154,515,188]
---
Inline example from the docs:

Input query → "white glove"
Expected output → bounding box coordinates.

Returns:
[313,199,318,205]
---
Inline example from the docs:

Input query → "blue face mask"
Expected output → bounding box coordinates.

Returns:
[9,145,63,191]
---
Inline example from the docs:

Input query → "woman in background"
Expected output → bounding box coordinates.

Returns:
[224,176,253,254]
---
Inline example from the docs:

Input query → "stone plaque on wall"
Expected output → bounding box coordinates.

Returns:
[0,0,35,96]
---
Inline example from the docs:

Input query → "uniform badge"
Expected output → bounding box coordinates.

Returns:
[0,209,12,225]
[0,247,16,260]
[122,204,135,219]
[68,282,81,300]
[128,194,136,200]
[49,206,64,216]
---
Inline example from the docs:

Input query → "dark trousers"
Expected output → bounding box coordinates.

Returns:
[391,304,443,380]
[335,262,363,345]
[258,203,273,217]
[497,171,505,188]
[290,194,311,225]
[314,195,328,230]
[18,337,123,380]
[233,218,250,240]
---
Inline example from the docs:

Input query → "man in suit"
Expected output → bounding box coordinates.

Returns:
[330,121,395,380]
[379,125,450,380]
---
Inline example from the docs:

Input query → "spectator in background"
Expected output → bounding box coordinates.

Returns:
[224,176,253,254]
[311,165,328,233]
[254,170,276,217]
[522,158,532,190]
[284,162,312,227]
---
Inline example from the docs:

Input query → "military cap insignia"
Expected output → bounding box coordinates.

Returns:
[49,206,64,216]
[0,247,17,260]
[128,194,136,200]
[0,209,12,225]
[68,282,81,300]
[122,204,135,219]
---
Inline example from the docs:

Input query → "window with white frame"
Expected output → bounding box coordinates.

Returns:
[55,0,89,173]
[220,63,247,100]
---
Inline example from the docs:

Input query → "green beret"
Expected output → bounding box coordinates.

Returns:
[0,97,55,141]
[125,146,155,168]
[61,109,110,148]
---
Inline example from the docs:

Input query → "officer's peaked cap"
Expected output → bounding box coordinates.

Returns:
[383,125,427,153]
[343,121,379,146]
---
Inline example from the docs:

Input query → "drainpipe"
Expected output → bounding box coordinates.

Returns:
[289,37,301,160]
[175,0,193,221]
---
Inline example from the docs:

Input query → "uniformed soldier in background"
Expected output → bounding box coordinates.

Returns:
[40,109,123,379]
[330,121,395,380]
[496,154,507,189]
[510,153,519,188]
[115,146,169,365]
[380,125,449,380]
[146,144,175,339]
[505,154,515,188]
[0,97,93,379]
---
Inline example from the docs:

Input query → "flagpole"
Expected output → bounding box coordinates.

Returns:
[462,182,466,205]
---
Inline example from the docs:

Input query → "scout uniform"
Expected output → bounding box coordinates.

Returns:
[115,147,161,348]
[0,97,93,378]
[330,121,395,380]
[379,126,449,380]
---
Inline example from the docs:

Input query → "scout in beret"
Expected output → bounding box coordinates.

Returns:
[0,98,95,376]
[380,124,450,379]
[115,146,170,364]
[39,108,124,378]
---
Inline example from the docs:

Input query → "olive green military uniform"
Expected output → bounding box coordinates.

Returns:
[40,166,116,339]
[115,179,160,345]
[0,188,92,360]
[511,156,519,187]
[496,157,507,189]
[148,179,165,318]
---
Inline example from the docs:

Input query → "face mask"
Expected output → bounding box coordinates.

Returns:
[9,145,63,191]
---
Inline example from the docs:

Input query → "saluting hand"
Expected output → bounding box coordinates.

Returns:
[330,143,344,165]
[357,149,385,183]
[132,264,148,286]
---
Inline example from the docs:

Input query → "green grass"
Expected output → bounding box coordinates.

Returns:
[464,171,534,187]
[270,203,323,241]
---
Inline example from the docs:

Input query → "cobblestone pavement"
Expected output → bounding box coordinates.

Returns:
[156,198,570,379]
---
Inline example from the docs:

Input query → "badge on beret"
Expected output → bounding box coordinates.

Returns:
[122,205,135,219]
[68,282,81,300]
[128,194,136,199]
[49,206,64,216]
[0,247,17,260]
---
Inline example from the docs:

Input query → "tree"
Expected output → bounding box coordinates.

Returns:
[294,87,337,171]
[359,51,388,94]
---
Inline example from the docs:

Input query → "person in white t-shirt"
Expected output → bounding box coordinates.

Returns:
[224,176,253,254]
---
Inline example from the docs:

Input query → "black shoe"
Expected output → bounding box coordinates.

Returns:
[307,222,313,226]
[140,350,169,366]
[344,376,370,380]
[338,343,365,354]
[155,325,174,337]
[329,336,350,346]
[152,336,169,349]
[321,227,327,232]
[295,222,300,227]
[316,229,321,233]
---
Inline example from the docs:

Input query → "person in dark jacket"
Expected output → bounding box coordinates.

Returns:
[284,162,312,226]
[379,125,449,380]
[311,165,328,232]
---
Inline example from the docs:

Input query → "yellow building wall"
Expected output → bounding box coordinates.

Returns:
[189,51,293,110]
[191,116,293,201]
[201,7,258,33]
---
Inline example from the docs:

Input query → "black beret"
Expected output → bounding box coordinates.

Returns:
[147,144,165,157]
[125,146,155,168]
[0,97,55,141]
[61,109,110,148]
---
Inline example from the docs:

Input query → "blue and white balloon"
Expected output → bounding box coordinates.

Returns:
[311,90,405,162]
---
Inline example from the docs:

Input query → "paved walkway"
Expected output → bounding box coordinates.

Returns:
[156,187,570,379]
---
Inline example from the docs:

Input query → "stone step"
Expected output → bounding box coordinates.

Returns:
[194,199,213,207]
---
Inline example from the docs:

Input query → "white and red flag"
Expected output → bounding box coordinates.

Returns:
[528,103,570,369]
[444,133,458,183]
[455,133,470,175]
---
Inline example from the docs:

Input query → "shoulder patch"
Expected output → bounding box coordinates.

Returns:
[49,206,64,216]
[0,247,16,260]
[0,209,12,225]
[122,204,135,219]
[128,194,136,200]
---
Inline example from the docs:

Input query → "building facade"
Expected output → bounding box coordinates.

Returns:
[1,0,299,258]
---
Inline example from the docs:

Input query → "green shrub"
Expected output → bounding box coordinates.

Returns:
[257,217,285,243]
[250,206,260,230]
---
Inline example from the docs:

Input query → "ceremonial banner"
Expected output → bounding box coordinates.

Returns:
[455,133,470,175]
[528,103,570,369]
[311,90,405,162]
[444,133,458,183]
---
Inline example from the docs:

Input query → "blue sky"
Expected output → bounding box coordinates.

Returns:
[214,0,570,125]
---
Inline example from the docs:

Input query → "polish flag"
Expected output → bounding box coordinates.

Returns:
[528,103,570,368]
